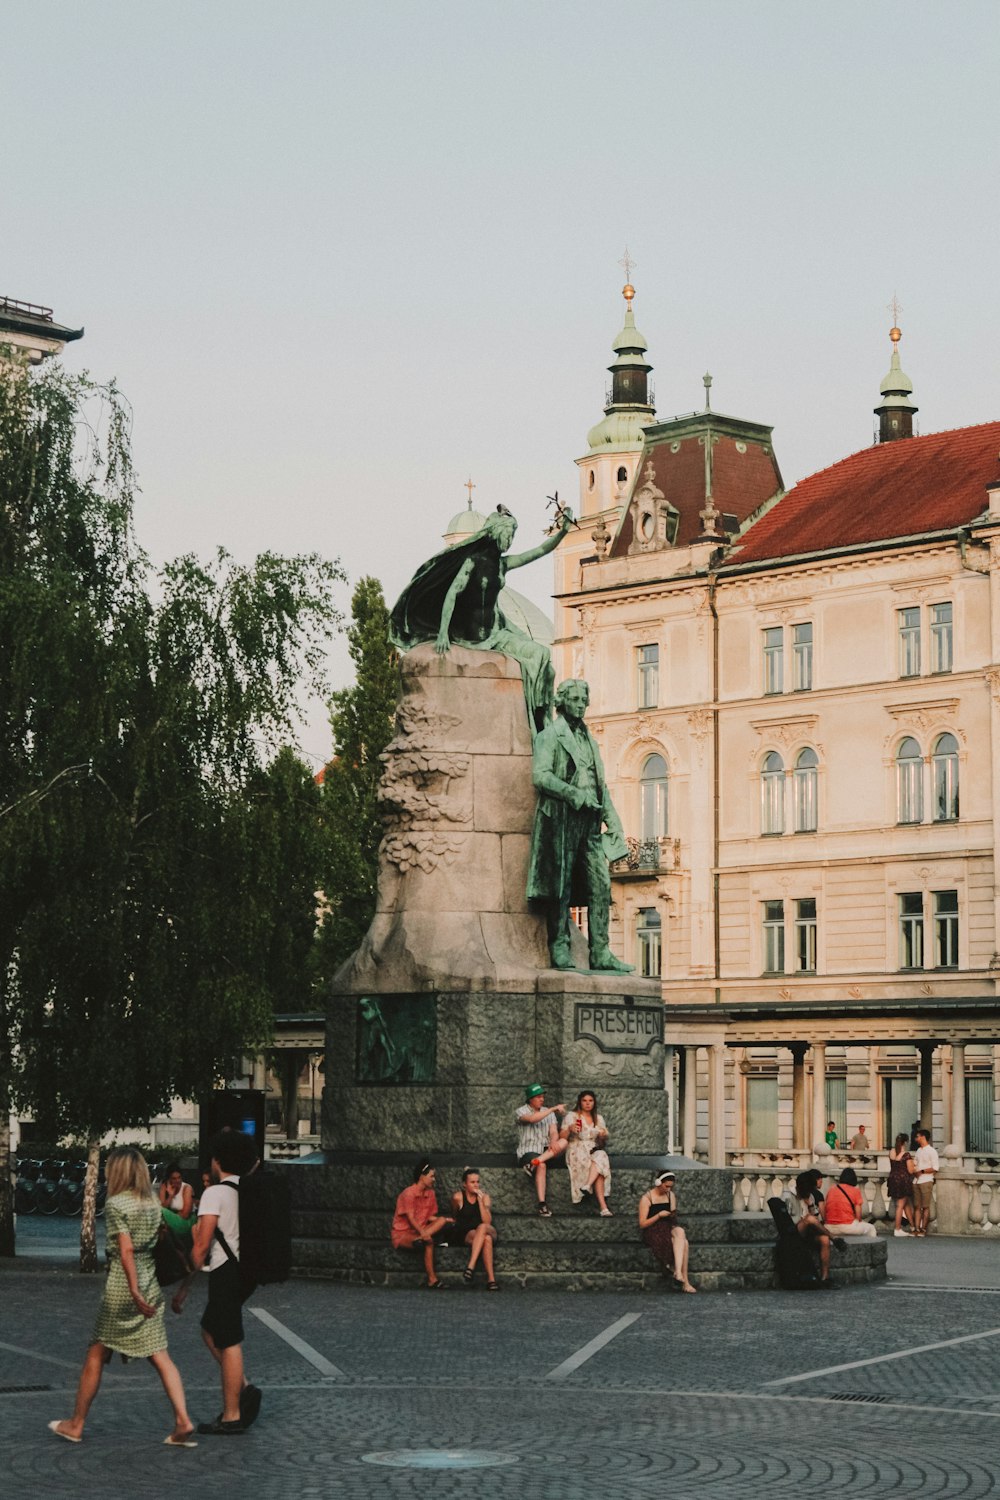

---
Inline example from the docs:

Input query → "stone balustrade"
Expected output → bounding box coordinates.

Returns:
[727,1148,1000,1234]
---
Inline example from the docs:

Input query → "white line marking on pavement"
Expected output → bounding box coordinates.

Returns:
[880,1283,1000,1294]
[546,1312,641,1379]
[0,1340,80,1372]
[248,1308,348,1380]
[763,1325,1000,1388]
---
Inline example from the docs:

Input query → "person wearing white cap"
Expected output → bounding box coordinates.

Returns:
[637,1170,696,1293]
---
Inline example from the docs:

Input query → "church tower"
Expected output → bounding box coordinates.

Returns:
[553,259,657,672]
[874,304,918,443]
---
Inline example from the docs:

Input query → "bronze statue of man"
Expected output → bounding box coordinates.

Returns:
[388,505,572,735]
[527,679,633,972]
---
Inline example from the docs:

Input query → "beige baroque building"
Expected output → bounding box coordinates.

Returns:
[554,295,1000,1189]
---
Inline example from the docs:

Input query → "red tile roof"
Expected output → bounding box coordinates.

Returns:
[612,426,783,555]
[725,422,1000,569]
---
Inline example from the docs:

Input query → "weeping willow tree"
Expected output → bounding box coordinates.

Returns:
[0,357,343,1266]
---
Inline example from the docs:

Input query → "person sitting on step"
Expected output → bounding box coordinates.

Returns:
[515,1084,567,1218]
[449,1168,499,1290]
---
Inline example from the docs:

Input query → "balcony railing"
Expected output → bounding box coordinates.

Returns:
[611,835,680,874]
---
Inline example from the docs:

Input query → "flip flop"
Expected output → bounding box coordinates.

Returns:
[164,1433,199,1449]
[48,1422,81,1444]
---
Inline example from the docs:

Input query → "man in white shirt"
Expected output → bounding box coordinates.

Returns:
[173,1131,260,1435]
[911,1128,940,1237]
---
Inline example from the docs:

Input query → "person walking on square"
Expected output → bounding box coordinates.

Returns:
[450,1168,499,1289]
[638,1170,696,1292]
[172,1130,262,1435]
[911,1127,939,1236]
[561,1090,612,1214]
[515,1084,567,1218]
[48,1147,197,1449]
[887,1132,916,1235]
[823,1167,877,1238]
[391,1160,454,1287]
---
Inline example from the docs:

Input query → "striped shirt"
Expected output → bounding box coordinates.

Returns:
[516,1104,554,1158]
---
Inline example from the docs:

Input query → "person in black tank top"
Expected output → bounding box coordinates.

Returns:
[450,1169,498,1290]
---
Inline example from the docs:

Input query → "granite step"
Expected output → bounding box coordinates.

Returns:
[290,1208,778,1245]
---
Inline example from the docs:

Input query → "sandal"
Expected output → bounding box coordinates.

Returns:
[164,1432,199,1449]
[487,1281,499,1291]
[599,1207,614,1217]
[426,1279,445,1290]
[463,1267,474,1283]
[537,1202,552,1218]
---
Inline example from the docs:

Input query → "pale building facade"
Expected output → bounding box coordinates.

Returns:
[554,305,1000,1196]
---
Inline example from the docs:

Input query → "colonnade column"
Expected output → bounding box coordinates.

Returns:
[789,1043,807,1151]
[663,1045,676,1155]
[810,1041,827,1151]
[918,1042,935,1131]
[708,1043,726,1167]
[682,1047,698,1159]
[950,1043,966,1153]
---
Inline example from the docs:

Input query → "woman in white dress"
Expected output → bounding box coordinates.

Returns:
[560,1090,612,1215]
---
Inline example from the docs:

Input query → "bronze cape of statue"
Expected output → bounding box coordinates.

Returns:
[527,679,633,973]
[388,505,571,735]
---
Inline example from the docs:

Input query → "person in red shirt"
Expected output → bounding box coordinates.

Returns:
[391,1161,454,1288]
[824,1167,877,1237]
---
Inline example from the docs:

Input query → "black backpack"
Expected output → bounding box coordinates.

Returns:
[216,1171,292,1297]
[767,1196,821,1291]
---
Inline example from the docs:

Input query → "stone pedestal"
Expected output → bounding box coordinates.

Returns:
[324,644,665,1159]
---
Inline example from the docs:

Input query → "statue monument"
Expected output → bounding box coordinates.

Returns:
[281,498,888,1290]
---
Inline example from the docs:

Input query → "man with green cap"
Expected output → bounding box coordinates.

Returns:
[515,1086,567,1217]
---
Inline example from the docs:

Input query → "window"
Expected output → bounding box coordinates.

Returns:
[896,737,923,823]
[636,907,662,977]
[588,469,595,491]
[762,900,785,973]
[792,747,818,832]
[761,751,785,834]
[933,890,959,968]
[637,644,658,709]
[616,465,628,484]
[762,627,783,694]
[932,733,959,821]
[745,1076,779,1149]
[795,898,817,972]
[930,602,953,673]
[899,892,924,969]
[898,607,921,677]
[640,754,669,840]
[792,622,813,691]
[967,1076,996,1153]
[882,1075,918,1150]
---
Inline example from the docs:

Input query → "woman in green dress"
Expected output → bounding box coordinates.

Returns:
[48,1147,197,1448]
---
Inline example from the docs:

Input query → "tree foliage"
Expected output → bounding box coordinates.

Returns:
[314,576,398,978]
[0,360,343,1261]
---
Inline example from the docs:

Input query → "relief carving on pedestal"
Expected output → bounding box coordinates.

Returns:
[378,749,472,828]
[381,830,467,873]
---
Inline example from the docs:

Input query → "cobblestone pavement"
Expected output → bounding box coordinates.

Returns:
[3,1234,999,1499]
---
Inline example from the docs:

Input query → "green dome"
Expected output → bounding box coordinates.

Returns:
[499,586,554,644]
[587,410,649,451]
[612,308,648,354]
[443,506,487,542]
[880,348,913,397]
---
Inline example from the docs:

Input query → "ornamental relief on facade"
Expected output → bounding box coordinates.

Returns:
[984,666,1000,701]
[748,714,818,750]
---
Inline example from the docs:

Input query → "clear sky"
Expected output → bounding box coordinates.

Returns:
[5,2,999,765]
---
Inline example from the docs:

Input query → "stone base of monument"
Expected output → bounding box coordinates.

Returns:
[275,1157,886,1291]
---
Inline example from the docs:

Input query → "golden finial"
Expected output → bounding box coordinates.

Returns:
[888,292,902,345]
[619,246,636,308]
[464,476,476,509]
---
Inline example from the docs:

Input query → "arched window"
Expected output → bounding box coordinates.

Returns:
[896,737,923,823]
[588,469,595,491]
[792,747,818,832]
[636,907,662,978]
[640,754,669,840]
[932,733,959,821]
[616,465,628,484]
[761,751,785,835]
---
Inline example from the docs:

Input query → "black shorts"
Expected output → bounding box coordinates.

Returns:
[200,1260,244,1350]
